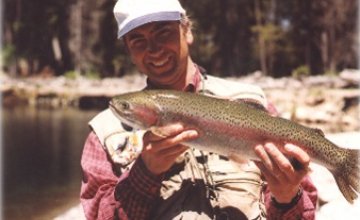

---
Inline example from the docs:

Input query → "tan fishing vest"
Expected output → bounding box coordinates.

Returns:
[89,75,268,220]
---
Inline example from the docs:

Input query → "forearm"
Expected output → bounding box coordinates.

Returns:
[264,176,318,220]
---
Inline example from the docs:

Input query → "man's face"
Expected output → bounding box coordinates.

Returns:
[124,21,192,86]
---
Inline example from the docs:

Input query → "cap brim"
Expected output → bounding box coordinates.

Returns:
[118,11,182,38]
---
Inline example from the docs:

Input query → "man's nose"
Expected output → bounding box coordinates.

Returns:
[147,39,160,53]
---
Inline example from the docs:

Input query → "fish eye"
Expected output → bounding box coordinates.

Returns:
[121,101,130,110]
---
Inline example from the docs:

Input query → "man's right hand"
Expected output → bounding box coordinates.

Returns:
[141,123,198,175]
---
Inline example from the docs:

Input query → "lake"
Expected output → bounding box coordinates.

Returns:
[2,105,100,219]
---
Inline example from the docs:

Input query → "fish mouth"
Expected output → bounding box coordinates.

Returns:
[109,101,117,114]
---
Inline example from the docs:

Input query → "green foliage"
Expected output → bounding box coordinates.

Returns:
[291,65,310,78]
[324,70,338,77]
[64,71,80,80]
[64,70,101,80]
[252,24,283,43]
[1,44,16,66]
[84,71,101,80]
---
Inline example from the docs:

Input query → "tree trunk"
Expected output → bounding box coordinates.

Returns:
[254,0,268,75]
[68,0,83,73]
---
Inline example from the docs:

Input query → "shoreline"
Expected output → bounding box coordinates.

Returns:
[1,70,359,133]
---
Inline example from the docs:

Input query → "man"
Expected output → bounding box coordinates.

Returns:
[80,0,317,219]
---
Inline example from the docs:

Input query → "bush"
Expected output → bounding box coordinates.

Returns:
[64,71,80,80]
[291,65,310,78]
[84,71,100,80]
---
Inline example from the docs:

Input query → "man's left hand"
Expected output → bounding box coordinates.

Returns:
[254,143,310,203]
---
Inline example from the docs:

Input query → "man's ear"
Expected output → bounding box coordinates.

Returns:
[186,29,194,45]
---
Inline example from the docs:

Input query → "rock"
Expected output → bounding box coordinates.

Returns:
[340,69,360,87]
[326,132,360,149]
[302,75,349,88]
[316,199,360,220]
[295,106,334,123]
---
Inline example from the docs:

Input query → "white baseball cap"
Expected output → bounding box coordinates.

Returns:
[113,0,186,38]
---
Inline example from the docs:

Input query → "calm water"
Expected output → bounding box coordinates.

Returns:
[2,106,100,220]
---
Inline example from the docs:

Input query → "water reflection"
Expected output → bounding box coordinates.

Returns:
[3,106,99,219]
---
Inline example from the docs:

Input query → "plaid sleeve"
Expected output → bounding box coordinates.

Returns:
[80,131,163,220]
[115,157,163,219]
[265,176,318,220]
[80,131,126,220]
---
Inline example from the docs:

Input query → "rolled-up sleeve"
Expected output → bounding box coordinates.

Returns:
[264,176,318,220]
[80,131,163,220]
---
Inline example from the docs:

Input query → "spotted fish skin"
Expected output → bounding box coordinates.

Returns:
[109,89,360,203]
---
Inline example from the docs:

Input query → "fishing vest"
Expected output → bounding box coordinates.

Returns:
[89,74,268,220]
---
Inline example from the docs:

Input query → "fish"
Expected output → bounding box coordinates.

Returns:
[109,89,360,204]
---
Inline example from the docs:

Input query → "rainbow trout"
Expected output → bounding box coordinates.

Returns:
[109,90,360,203]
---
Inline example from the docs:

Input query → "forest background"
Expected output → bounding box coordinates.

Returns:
[2,0,358,78]
[1,1,359,219]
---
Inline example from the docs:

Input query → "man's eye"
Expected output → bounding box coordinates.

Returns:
[130,39,146,49]
[157,29,172,39]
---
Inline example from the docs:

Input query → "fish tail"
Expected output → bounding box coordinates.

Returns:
[332,149,360,204]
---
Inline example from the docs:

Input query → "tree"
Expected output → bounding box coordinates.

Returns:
[313,0,358,73]
[283,0,358,75]
[183,0,256,76]
[2,0,358,77]
[67,0,122,77]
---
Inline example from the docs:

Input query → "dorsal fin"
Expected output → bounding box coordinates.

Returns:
[312,128,325,137]
[236,98,267,112]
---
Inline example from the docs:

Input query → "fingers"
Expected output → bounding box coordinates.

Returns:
[283,144,310,167]
[143,123,198,153]
[265,143,296,177]
[254,161,278,183]
[254,143,310,183]
[254,144,274,171]
[144,123,185,142]
[146,130,198,152]
[163,144,189,159]
[254,142,310,203]
[141,124,199,175]
[254,144,287,182]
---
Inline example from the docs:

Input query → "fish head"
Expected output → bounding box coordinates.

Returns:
[109,91,161,130]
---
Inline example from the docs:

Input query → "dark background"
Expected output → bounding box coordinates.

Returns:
[2,0,358,78]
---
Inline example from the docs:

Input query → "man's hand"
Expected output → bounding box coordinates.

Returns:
[141,123,198,176]
[254,143,310,203]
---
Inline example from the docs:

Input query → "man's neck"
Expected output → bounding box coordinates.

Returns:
[148,58,197,91]
[172,58,196,91]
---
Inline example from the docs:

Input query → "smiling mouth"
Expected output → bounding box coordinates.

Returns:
[150,56,171,68]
